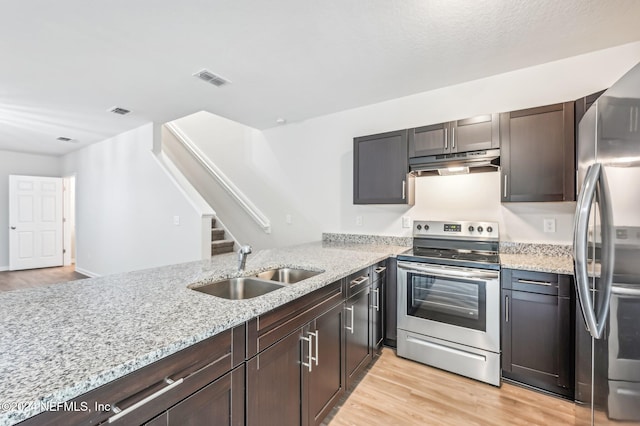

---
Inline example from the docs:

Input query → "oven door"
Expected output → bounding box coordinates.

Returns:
[397,261,500,353]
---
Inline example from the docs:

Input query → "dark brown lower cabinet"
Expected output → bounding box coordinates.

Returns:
[146,366,244,426]
[246,302,344,426]
[501,269,574,399]
[345,286,371,388]
[305,302,345,426]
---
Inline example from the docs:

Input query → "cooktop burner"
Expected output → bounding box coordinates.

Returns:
[412,247,500,264]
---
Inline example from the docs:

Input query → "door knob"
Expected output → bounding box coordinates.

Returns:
[10,226,16,230]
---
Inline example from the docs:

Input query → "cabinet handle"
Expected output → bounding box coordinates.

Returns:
[350,276,369,286]
[345,306,354,334]
[108,377,184,423]
[301,332,315,372]
[402,179,406,200]
[503,174,508,198]
[314,330,319,366]
[374,266,386,274]
[372,288,380,312]
[444,127,448,149]
[517,279,553,286]
[505,295,509,323]
[452,127,455,150]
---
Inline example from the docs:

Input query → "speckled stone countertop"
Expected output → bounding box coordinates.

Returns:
[0,241,408,425]
[499,242,574,275]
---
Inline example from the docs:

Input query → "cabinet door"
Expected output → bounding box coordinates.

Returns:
[384,257,397,347]
[450,114,499,153]
[247,330,303,426]
[371,274,384,354]
[500,102,575,202]
[305,303,345,426]
[353,130,412,205]
[408,122,449,157]
[502,287,573,398]
[168,367,244,426]
[345,287,371,388]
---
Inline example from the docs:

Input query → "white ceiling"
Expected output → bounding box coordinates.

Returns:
[2,0,640,156]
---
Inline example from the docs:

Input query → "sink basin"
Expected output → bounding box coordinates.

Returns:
[255,268,322,284]
[192,277,285,300]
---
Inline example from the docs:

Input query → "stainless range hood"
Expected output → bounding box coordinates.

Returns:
[409,148,500,176]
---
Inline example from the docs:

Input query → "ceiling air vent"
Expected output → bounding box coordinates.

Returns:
[193,69,231,87]
[109,106,131,115]
[56,136,75,142]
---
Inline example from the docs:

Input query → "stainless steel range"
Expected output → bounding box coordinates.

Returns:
[396,220,501,386]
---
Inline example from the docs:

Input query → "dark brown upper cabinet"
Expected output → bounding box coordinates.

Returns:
[408,114,499,157]
[353,129,414,205]
[500,102,575,202]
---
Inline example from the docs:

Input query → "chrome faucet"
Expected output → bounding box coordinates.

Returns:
[237,245,252,271]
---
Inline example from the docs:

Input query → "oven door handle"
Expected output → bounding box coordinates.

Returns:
[397,262,499,280]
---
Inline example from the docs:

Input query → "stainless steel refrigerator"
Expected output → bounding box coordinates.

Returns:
[574,62,640,425]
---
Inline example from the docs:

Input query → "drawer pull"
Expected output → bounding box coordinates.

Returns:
[350,276,369,286]
[108,377,183,423]
[517,279,553,286]
[505,295,509,323]
[374,267,386,274]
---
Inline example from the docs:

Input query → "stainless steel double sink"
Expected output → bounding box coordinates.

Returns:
[191,268,322,300]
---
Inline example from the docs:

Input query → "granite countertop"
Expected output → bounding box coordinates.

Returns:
[499,242,574,275]
[0,241,409,425]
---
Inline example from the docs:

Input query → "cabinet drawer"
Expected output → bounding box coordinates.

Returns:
[246,280,343,357]
[346,267,371,298]
[502,268,559,296]
[21,325,244,426]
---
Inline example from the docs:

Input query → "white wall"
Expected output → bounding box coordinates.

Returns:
[175,41,640,247]
[0,150,62,269]
[61,123,204,277]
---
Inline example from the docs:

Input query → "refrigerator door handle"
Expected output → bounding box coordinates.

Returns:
[594,164,614,339]
[573,163,614,339]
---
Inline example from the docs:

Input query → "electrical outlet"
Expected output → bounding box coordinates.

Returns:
[543,218,556,233]
[402,216,412,228]
[355,216,363,226]
[285,214,292,225]
[173,215,180,226]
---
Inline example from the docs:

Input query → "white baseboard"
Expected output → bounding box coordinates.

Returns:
[75,267,100,278]
[0,266,8,272]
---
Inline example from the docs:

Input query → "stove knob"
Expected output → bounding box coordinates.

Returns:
[477,226,484,233]
[468,226,474,232]
[424,225,429,231]
[416,224,422,230]
[487,226,493,233]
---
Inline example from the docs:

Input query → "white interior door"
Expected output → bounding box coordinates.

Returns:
[9,175,64,271]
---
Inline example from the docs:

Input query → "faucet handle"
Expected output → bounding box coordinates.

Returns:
[238,245,252,254]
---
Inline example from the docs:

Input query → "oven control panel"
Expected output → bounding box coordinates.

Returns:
[414,220,499,240]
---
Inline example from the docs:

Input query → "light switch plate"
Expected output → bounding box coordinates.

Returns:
[285,214,293,225]
[355,216,363,226]
[173,215,180,226]
[402,216,412,228]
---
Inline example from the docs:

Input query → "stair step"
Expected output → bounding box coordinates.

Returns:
[211,228,225,241]
[211,239,234,255]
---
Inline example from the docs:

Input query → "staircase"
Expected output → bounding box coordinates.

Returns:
[211,218,235,256]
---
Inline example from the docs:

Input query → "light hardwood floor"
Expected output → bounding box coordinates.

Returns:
[328,348,576,426]
[0,265,87,292]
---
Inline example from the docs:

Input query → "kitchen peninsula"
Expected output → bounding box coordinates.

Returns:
[0,241,408,425]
